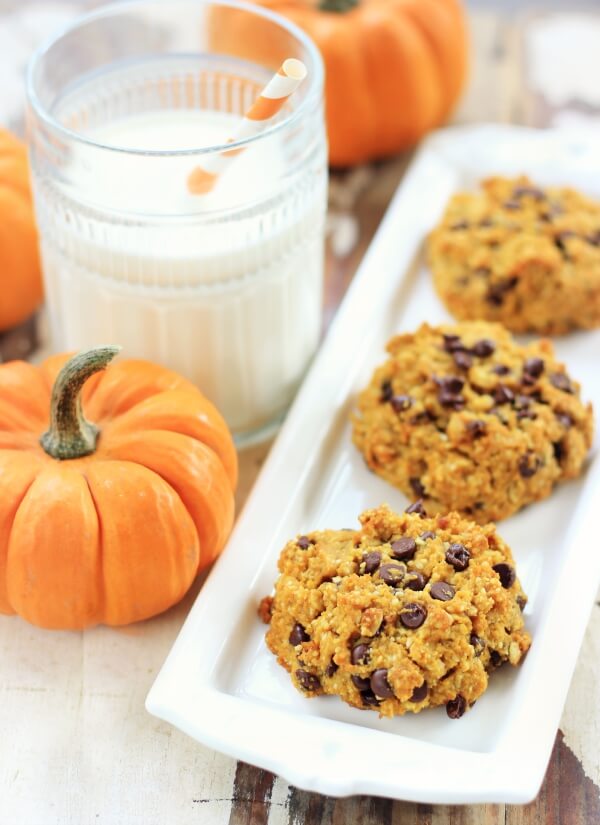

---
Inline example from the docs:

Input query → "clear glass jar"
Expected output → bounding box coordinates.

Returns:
[26,0,327,444]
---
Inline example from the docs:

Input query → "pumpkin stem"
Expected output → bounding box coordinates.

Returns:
[319,0,358,12]
[40,346,121,460]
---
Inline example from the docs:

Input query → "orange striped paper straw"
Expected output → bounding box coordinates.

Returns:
[187,58,307,195]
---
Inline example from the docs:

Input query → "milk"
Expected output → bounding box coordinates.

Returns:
[36,109,327,438]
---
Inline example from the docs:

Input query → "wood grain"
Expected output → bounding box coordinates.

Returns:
[0,4,599,824]
[224,730,600,825]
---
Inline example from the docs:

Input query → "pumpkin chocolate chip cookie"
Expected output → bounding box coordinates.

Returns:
[262,504,530,718]
[352,321,593,523]
[428,175,600,334]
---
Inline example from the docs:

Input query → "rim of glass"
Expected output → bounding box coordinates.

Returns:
[26,0,324,157]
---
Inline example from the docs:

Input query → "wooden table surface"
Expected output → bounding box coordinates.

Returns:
[1,3,599,823]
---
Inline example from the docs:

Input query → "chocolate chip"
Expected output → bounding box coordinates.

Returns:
[518,453,539,478]
[362,551,382,574]
[556,412,573,428]
[430,581,455,601]
[325,660,338,678]
[472,339,496,358]
[436,375,465,394]
[399,602,427,629]
[351,643,370,665]
[378,563,406,587]
[553,441,564,462]
[550,372,574,393]
[466,419,486,438]
[450,220,469,230]
[486,277,517,306]
[514,394,532,410]
[380,380,393,402]
[404,571,428,591]
[419,530,436,540]
[492,364,510,375]
[443,334,464,352]
[391,536,417,561]
[446,695,467,718]
[296,536,311,549]
[390,394,413,412]
[586,230,600,246]
[446,543,471,571]
[409,681,429,702]
[435,376,466,410]
[517,408,537,421]
[494,384,515,404]
[405,499,427,517]
[453,350,473,370]
[503,200,521,210]
[554,230,576,253]
[513,185,545,200]
[361,690,380,707]
[438,390,465,410]
[296,670,320,692]
[517,595,527,611]
[410,410,436,425]
[410,477,426,498]
[489,650,502,667]
[370,668,394,699]
[470,633,486,656]
[523,357,544,379]
[289,623,310,646]
[493,563,516,588]
[351,674,371,691]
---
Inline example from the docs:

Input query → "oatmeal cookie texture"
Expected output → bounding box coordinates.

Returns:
[264,505,530,718]
[352,321,593,523]
[428,175,600,334]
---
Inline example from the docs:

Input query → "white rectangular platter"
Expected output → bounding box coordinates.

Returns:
[147,124,600,804]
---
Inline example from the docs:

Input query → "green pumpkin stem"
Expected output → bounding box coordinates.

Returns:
[319,0,358,12]
[40,346,121,460]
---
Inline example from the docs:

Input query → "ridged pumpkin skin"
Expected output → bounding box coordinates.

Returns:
[214,0,468,167]
[0,129,43,330]
[0,352,238,630]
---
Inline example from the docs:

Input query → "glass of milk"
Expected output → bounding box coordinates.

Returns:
[26,0,326,444]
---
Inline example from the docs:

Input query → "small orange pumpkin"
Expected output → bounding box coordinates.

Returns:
[211,0,469,167]
[0,347,238,630]
[0,128,43,330]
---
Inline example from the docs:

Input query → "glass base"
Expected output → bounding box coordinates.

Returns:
[233,407,287,450]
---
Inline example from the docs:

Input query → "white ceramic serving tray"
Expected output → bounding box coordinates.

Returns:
[147,124,600,804]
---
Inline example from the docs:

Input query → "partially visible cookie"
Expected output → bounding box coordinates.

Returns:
[264,505,531,718]
[352,321,593,523]
[428,175,600,334]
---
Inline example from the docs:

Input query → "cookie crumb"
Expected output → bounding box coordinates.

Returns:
[258,596,273,624]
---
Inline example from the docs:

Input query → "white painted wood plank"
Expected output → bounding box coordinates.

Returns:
[560,587,600,789]
[0,593,238,824]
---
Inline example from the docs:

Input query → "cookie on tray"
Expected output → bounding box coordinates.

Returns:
[262,504,531,718]
[352,321,593,523]
[428,175,600,334]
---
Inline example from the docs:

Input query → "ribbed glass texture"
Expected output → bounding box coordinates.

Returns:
[27,0,327,440]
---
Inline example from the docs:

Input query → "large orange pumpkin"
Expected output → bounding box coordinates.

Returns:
[211,0,469,166]
[0,128,43,330]
[0,347,238,630]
